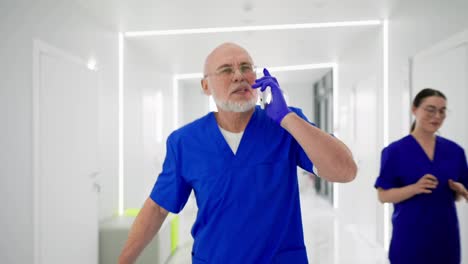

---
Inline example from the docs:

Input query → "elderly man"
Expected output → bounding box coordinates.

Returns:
[119,42,357,264]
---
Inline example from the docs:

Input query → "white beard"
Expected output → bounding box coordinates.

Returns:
[211,89,258,113]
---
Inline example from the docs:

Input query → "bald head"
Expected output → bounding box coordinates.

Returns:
[203,42,254,76]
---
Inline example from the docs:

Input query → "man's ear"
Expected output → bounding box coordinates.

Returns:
[201,78,211,95]
[411,106,417,115]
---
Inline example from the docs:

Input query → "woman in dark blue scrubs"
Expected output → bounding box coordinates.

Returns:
[375,88,468,264]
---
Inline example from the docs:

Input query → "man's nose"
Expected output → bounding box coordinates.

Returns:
[231,68,245,82]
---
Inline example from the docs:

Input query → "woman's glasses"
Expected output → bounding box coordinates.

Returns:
[422,106,447,117]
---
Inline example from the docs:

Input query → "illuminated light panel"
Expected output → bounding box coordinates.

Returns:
[125,20,382,37]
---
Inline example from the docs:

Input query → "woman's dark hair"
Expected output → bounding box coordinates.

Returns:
[410,88,446,132]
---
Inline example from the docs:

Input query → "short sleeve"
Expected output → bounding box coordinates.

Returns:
[290,107,315,174]
[374,146,399,190]
[150,136,191,213]
[459,148,468,189]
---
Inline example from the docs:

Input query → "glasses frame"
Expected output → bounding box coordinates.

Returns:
[422,105,447,118]
[204,63,257,80]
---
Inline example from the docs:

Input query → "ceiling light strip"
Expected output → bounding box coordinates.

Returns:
[267,63,335,72]
[125,20,382,37]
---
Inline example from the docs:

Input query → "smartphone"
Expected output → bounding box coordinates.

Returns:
[259,86,272,109]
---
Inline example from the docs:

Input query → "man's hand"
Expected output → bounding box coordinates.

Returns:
[252,68,291,124]
[449,179,468,202]
[411,174,438,194]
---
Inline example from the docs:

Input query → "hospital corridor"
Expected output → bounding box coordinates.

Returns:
[2,0,468,263]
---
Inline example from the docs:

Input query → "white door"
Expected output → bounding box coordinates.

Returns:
[411,30,468,263]
[34,42,99,264]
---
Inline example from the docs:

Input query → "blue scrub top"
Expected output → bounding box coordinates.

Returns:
[151,106,315,264]
[375,135,468,264]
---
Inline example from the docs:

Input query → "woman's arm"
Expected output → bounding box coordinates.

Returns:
[377,174,438,203]
[377,186,418,204]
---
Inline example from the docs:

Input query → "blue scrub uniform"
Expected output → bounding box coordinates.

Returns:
[151,106,314,264]
[375,135,468,264]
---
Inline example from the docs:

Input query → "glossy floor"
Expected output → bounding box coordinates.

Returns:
[166,187,389,264]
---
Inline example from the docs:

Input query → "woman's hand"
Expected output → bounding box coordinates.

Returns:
[411,174,438,194]
[449,179,468,202]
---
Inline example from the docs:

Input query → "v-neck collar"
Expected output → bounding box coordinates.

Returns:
[409,134,438,163]
[209,108,258,158]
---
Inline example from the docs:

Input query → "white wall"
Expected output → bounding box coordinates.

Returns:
[334,27,383,246]
[178,80,210,127]
[123,40,174,209]
[0,0,118,263]
[286,81,314,120]
[388,0,468,141]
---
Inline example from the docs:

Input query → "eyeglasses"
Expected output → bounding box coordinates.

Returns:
[422,106,447,117]
[204,63,257,79]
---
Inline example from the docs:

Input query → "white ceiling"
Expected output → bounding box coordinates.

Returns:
[75,0,394,31]
[125,26,380,73]
[75,0,396,84]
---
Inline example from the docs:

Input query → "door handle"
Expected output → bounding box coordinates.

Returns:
[93,182,101,193]
[89,171,100,178]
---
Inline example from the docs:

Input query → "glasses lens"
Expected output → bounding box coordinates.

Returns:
[211,64,257,79]
[241,64,256,78]
[424,106,446,117]
[217,67,234,76]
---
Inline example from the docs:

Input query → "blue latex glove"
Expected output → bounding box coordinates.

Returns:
[252,68,292,124]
